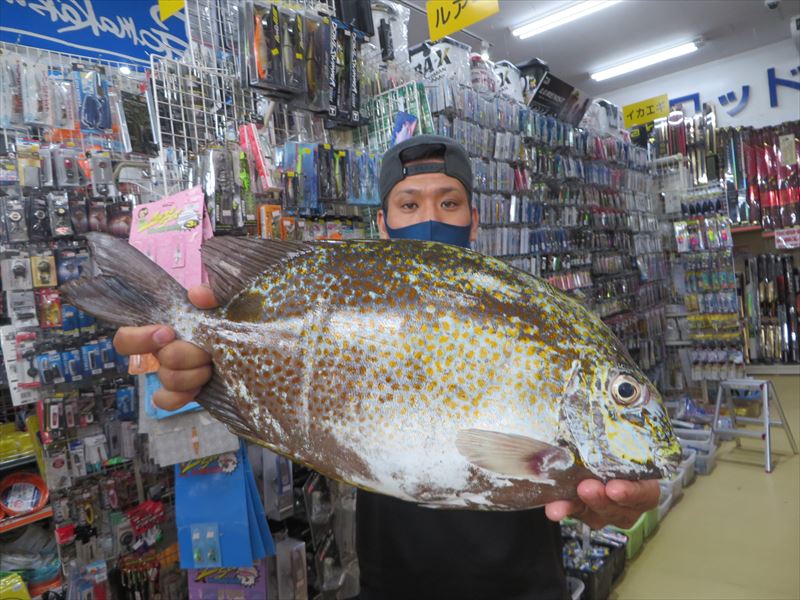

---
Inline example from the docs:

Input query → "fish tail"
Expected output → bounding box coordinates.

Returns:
[60,233,195,330]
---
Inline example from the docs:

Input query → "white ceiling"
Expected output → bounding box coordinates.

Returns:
[404,0,799,96]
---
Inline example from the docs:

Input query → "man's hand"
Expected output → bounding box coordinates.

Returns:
[544,479,660,530]
[113,285,218,411]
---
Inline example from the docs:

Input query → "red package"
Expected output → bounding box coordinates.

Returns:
[741,130,762,227]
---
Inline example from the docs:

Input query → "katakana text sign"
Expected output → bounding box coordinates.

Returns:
[623,94,669,129]
[426,0,499,41]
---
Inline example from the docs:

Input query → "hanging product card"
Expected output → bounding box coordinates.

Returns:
[305,15,332,113]
[129,185,212,406]
[175,443,274,569]
[137,378,238,465]
[120,91,157,155]
[187,559,269,599]
[73,64,111,133]
[129,185,210,289]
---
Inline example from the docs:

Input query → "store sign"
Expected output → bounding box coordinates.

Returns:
[775,227,800,250]
[426,0,499,41]
[0,0,189,65]
[528,73,593,127]
[623,94,669,129]
[493,60,524,103]
[409,37,471,84]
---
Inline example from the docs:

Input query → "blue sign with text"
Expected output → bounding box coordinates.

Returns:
[0,0,188,66]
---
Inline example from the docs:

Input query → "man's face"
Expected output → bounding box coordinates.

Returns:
[377,162,479,241]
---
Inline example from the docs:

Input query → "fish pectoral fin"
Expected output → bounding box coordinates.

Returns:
[456,429,574,477]
[195,370,258,440]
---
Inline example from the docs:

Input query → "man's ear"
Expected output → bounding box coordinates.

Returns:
[469,206,479,242]
[377,209,390,240]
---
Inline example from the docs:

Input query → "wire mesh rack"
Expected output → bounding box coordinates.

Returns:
[0,41,145,155]
[361,81,434,154]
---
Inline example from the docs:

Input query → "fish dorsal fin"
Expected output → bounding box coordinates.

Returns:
[456,429,574,477]
[201,237,318,305]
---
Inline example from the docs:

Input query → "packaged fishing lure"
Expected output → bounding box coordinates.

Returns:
[244,2,284,90]
[21,60,51,126]
[48,69,76,129]
[28,196,51,241]
[305,14,332,113]
[280,7,306,93]
[2,195,29,243]
[16,138,41,189]
[73,64,112,133]
[0,52,23,128]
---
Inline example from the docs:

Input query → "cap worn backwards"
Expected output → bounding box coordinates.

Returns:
[379,135,474,210]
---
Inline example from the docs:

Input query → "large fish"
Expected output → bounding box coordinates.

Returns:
[64,233,681,510]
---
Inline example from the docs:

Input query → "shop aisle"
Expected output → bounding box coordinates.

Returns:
[613,376,800,600]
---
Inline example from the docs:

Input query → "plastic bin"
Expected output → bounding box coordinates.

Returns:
[657,489,673,521]
[566,547,619,600]
[643,507,659,538]
[610,512,646,560]
[659,473,683,504]
[679,448,697,487]
[694,446,718,475]
[675,428,717,453]
[566,576,585,600]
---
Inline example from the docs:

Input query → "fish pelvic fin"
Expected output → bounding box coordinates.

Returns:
[456,429,574,478]
[201,237,318,305]
[60,233,192,328]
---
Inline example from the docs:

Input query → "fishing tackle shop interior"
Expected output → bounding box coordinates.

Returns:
[0,0,798,598]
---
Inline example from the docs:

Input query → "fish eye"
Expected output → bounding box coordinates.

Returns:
[610,374,642,406]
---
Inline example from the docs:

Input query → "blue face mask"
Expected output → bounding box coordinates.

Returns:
[385,219,472,248]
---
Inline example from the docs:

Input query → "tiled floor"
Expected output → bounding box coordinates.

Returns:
[613,375,800,600]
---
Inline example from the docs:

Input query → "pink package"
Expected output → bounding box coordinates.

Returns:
[188,561,269,599]
[128,186,213,290]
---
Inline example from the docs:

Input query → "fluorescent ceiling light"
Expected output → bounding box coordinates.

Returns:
[512,1,622,40]
[591,41,700,82]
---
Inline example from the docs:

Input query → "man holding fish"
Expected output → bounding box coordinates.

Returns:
[109,136,666,600]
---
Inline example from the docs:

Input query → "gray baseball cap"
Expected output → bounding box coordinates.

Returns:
[379,135,473,210]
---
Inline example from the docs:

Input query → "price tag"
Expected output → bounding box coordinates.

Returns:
[779,134,797,164]
[775,227,800,250]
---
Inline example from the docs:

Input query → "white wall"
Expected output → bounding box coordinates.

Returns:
[604,39,800,128]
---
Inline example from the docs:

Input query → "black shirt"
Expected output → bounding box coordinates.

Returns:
[356,489,569,600]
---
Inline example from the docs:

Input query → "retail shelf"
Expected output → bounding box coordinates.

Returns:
[0,505,53,534]
[731,225,762,234]
[650,153,686,166]
[0,453,37,471]
[745,364,800,376]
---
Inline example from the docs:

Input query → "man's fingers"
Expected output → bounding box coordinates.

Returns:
[606,479,661,511]
[157,365,212,393]
[156,340,213,371]
[188,284,219,309]
[544,499,582,523]
[153,388,202,412]
[114,325,175,356]
[576,479,613,514]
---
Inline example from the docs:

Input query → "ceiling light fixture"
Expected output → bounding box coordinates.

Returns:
[480,40,491,61]
[511,0,622,40]
[590,40,701,82]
